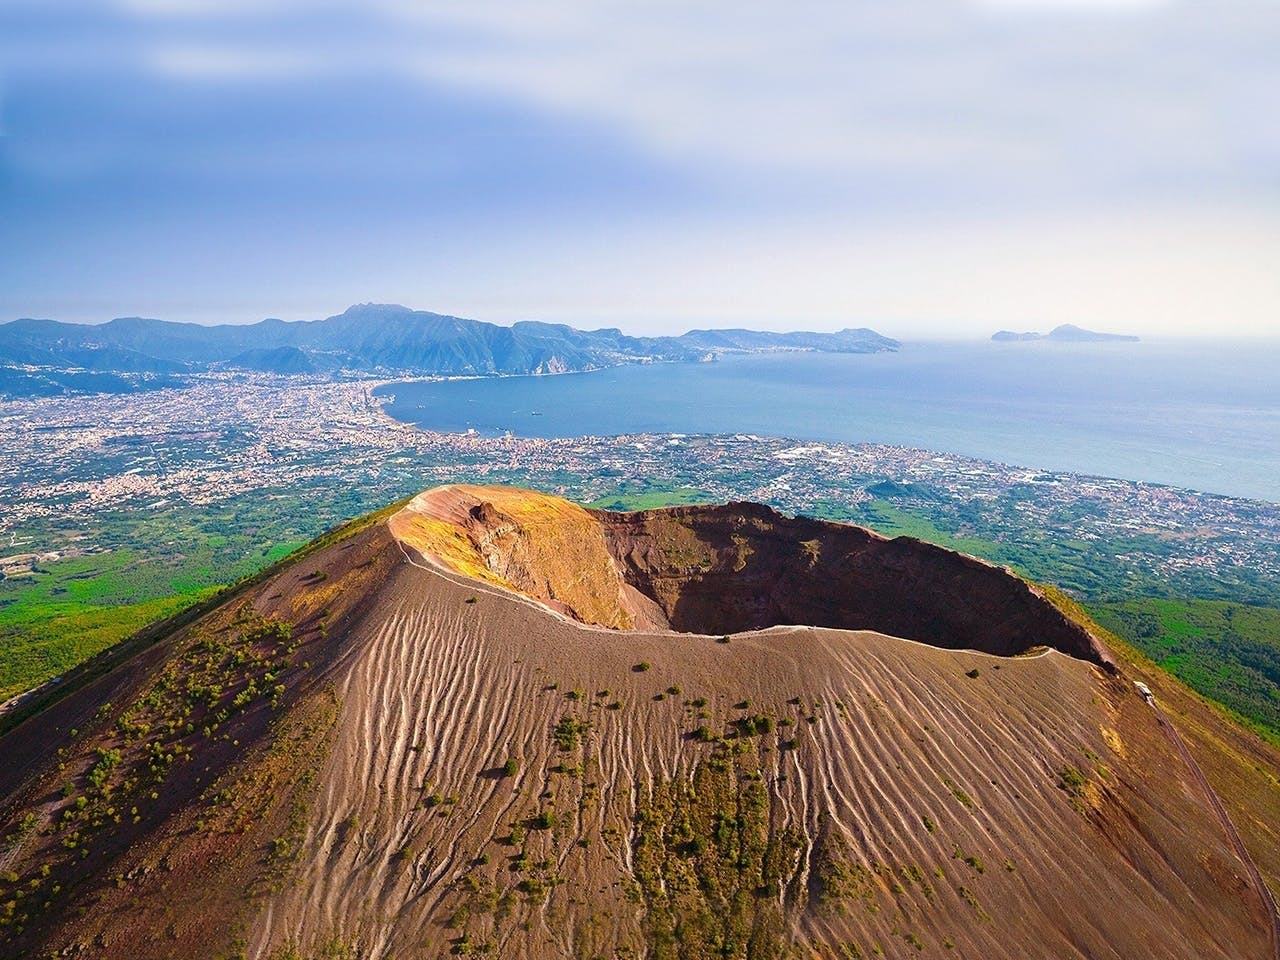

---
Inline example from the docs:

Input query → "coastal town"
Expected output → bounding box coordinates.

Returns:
[3,373,1278,602]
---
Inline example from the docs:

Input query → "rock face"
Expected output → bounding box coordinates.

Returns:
[389,485,638,629]
[0,485,1277,960]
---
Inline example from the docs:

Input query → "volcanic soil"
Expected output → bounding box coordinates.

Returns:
[0,484,1277,960]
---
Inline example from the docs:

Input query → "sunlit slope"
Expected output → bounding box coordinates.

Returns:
[389,485,638,628]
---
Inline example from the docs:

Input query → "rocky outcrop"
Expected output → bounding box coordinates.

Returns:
[389,485,637,628]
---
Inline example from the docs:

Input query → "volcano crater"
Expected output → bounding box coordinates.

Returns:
[392,485,1112,667]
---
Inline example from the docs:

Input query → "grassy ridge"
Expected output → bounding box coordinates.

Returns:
[1089,598,1280,741]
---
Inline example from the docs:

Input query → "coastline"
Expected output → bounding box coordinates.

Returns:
[369,345,1280,504]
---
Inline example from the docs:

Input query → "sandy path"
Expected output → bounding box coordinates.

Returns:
[1153,697,1280,960]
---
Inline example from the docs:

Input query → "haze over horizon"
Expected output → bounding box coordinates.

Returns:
[2,1,1277,338]
[6,303,1276,344]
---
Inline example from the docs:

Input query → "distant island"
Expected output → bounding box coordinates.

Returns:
[992,323,1139,343]
[0,303,899,398]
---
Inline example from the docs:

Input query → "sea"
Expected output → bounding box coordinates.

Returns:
[374,339,1280,504]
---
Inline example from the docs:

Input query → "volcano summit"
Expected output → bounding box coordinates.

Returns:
[0,485,1277,959]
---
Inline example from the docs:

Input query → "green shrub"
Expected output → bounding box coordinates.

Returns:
[553,716,589,751]
[733,714,773,737]
[1058,765,1088,795]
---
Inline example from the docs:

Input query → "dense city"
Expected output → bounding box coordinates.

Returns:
[3,373,1277,598]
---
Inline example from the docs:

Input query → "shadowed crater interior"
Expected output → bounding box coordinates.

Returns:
[596,502,1110,666]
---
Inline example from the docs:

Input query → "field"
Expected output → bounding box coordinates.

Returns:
[847,499,1005,559]
[0,496,312,701]
[587,482,716,512]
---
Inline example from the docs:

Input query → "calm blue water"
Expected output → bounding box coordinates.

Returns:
[375,340,1280,503]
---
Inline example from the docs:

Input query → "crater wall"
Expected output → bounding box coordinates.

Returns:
[598,501,1111,666]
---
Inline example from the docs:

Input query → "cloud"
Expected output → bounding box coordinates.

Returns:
[145,45,318,80]
[101,0,1280,214]
[972,0,1167,9]
[452,2,1273,198]
[1,0,1277,333]
[111,0,301,16]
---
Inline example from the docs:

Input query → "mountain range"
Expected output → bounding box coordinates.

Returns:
[0,304,899,397]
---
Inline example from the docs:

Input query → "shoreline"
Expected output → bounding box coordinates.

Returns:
[370,361,1280,507]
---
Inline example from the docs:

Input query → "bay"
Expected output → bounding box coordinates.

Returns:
[374,339,1280,503]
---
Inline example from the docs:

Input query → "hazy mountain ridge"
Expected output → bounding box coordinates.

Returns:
[0,304,899,395]
[992,323,1139,343]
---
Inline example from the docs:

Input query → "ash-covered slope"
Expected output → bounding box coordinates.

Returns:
[0,486,1277,960]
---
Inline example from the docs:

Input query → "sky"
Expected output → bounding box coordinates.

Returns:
[0,0,1277,337]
